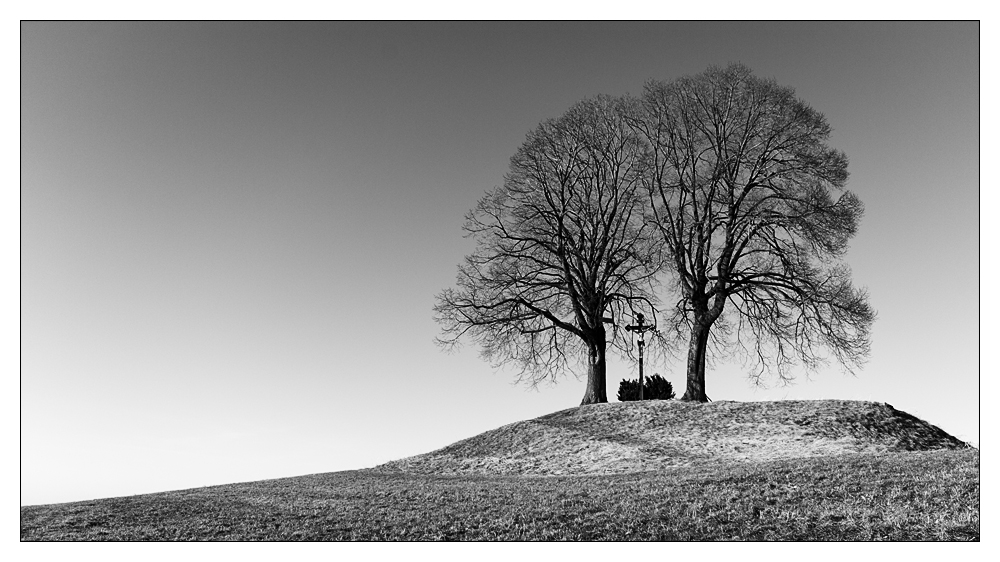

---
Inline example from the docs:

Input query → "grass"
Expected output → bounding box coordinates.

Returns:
[376,400,969,476]
[21,448,979,541]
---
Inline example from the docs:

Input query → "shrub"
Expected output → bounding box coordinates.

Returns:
[617,378,642,401]
[617,374,675,401]
[644,374,676,400]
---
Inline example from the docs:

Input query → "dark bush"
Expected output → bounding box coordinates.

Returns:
[617,378,642,401]
[617,374,675,401]
[644,374,676,400]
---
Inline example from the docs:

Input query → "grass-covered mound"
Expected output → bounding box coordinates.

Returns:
[21,400,978,541]
[373,400,969,476]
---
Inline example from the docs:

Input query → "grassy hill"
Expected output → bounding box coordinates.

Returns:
[21,400,979,541]
[373,400,969,476]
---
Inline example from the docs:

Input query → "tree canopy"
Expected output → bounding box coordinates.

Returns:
[630,63,875,401]
[434,95,663,404]
[436,64,874,405]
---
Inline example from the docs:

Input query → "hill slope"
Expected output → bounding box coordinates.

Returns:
[21,399,978,541]
[20,450,980,541]
[372,400,968,476]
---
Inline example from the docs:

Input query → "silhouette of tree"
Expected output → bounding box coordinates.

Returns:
[629,64,875,402]
[435,95,663,405]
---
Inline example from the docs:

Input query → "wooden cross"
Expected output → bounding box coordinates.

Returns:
[625,313,655,400]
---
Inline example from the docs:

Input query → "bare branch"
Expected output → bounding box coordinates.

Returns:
[435,95,665,394]
[631,64,874,397]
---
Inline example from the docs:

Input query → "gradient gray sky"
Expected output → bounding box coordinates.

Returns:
[21,22,979,505]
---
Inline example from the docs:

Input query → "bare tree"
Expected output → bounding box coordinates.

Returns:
[629,64,875,402]
[435,95,663,405]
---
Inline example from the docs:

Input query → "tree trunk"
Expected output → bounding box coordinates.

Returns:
[681,319,712,402]
[579,338,608,405]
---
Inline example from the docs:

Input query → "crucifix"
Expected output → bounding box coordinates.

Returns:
[625,313,655,400]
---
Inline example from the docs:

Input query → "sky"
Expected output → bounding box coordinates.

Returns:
[20,21,980,506]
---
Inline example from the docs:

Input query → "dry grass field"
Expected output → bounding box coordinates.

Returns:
[21,400,978,541]
[374,400,968,476]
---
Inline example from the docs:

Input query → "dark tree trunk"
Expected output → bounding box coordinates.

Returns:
[579,338,608,405]
[681,319,712,402]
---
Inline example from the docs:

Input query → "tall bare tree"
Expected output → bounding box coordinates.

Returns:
[435,95,662,405]
[629,64,875,402]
